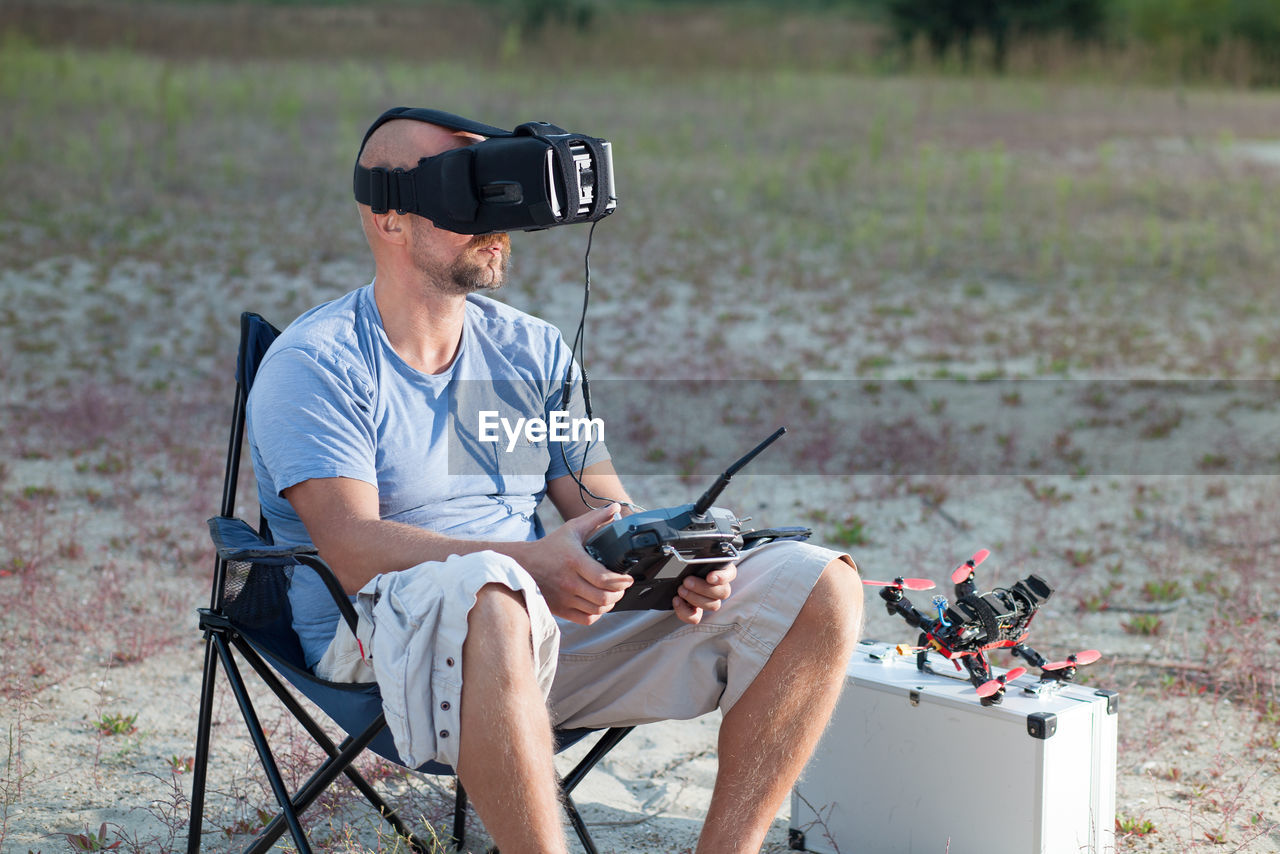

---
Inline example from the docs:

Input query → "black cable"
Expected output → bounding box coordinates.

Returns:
[558,216,642,514]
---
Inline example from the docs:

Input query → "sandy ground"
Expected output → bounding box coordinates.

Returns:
[3,464,1278,852]
[2,237,1279,851]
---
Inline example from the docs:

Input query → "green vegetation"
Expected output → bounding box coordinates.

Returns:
[8,0,1280,83]
[1116,814,1157,836]
[35,0,1280,83]
[94,712,138,736]
[2,26,1278,315]
[831,514,871,547]
[1114,0,1280,84]
[62,823,123,852]
[1141,578,1184,602]
[873,0,1105,71]
[1122,613,1165,636]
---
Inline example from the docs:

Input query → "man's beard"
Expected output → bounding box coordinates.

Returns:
[414,229,511,295]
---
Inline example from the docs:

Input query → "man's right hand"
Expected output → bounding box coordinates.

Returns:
[513,503,633,625]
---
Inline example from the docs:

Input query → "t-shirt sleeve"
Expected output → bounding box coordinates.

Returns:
[248,346,378,496]
[543,339,611,483]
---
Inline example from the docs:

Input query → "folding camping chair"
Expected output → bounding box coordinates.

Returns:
[188,311,633,854]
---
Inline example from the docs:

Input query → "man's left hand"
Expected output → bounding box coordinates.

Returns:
[673,564,736,625]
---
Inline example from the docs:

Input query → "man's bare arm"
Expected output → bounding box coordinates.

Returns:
[545,459,635,522]
[283,476,632,624]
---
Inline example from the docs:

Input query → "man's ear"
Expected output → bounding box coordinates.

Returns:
[369,209,408,246]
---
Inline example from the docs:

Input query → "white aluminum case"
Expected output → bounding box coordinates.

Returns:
[790,640,1118,854]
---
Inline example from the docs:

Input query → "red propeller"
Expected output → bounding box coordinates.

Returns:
[951,549,991,585]
[976,666,1027,698]
[1043,650,1101,671]
[862,577,936,591]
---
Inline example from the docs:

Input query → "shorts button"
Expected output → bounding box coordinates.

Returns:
[439,730,449,738]
[445,657,455,667]
[440,701,451,711]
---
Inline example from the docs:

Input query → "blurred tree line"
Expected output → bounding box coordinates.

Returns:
[493,0,1280,82]
[85,0,1280,83]
[876,0,1104,70]
[872,0,1280,79]
[1114,0,1280,81]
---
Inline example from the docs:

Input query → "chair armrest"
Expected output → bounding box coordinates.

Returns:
[295,553,359,635]
[208,516,316,563]
[207,516,357,633]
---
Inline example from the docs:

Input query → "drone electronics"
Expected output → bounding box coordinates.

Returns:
[588,427,798,611]
[867,549,1102,705]
[353,107,617,234]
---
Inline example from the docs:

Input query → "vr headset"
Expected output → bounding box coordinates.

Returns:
[352,107,617,235]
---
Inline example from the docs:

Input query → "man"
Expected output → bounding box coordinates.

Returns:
[247,113,864,854]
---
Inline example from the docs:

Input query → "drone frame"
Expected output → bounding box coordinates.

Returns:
[874,551,1067,706]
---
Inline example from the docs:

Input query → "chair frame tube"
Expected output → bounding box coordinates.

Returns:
[214,633,313,853]
[229,630,434,854]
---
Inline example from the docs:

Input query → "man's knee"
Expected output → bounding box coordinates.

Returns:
[798,558,864,646]
[467,582,532,649]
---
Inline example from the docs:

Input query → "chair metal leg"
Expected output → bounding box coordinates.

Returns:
[198,632,631,854]
[186,634,222,854]
[564,797,600,854]
[478,800,597,854]
[560,726,635,854]
[562,726,634,794]
[244,719,395,854]
[213,636,313,854]
[228,637,437,853]
[452,780,469,850]
[455,727,635,854]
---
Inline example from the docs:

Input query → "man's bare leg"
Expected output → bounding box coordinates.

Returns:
[456,584,567,854]
[698,559,864,853]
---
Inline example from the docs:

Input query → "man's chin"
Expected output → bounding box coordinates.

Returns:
[439,245,510,294]
[453,268,505,294]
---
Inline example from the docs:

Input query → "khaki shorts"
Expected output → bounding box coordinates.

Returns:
[316,540,852,767]
[551,540,852,729]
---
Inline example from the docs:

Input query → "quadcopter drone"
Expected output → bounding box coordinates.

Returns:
[865,550,1101,706]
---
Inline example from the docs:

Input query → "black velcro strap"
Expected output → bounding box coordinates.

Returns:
[545,135,580,221]
[546,134,610,222]
[575,135,611,221]
[391,168,415,215]
[356,165,420,216]
[361,166,390,214]
[516,121,595,223]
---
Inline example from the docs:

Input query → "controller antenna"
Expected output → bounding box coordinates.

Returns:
[692,427,786,516]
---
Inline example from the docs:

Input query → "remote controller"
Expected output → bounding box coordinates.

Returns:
[586,428,786,611]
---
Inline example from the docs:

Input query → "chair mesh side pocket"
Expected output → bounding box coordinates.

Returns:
[223,560,293,629]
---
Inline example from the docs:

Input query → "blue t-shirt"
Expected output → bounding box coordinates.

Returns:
[247,284,609,666]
